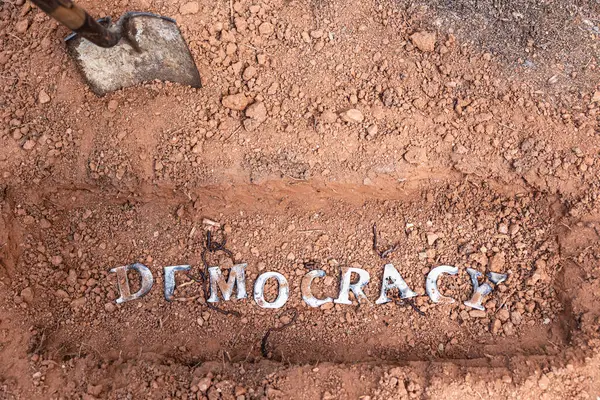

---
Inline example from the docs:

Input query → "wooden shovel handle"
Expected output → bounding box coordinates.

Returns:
[30,0,120,47]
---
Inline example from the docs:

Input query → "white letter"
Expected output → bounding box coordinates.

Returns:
[425,265,458,304]
[208,263,248,303]
[463,268,507,311]
[110,263,154,304]
[334,267,370,305]
[163,265,191,301]
[375,263,417,304]
[301,269,333,308]
[253,271,289,309]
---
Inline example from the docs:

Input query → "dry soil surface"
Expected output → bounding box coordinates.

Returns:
[1,0,600,399]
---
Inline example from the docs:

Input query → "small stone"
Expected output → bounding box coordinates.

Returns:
[469,310,487,318]
[22,140,36,151]
[497,308,510,322]
[489,252,505,271]
[426,233,439,246]
[510,311,522,325]
[179,2,199,15]
[404,146,427,164]
[492,319,502,334]
[71,297,86,308]
[198,377,212,393]
[320,302,334,310]
[16,19,29,33]
[87,384,103,396]
[366,124,378,137]
[498,223,509,234]
[222,93,249,111]
[107,100,119,111]
[320,110,337,123]
[197,316,204,326]
[39,218,52,229]
[340,109,364,123]
[20,287,34,304]
[538,374,550,390]
[410,31,436,52]
[245,101,267,122]
[51,255,63,266]
[258,22,274,35]
[310,29,324,38]
[242,65,257,80]
[154,160,163,171]
[38,90,50,104]
[592,91,600,103]
[502,321,515,336]
[104,303,116,313]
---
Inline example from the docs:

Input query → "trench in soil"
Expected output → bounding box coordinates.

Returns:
[1,179,577,364]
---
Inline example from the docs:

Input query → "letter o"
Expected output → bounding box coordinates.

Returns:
[253,271,289,309]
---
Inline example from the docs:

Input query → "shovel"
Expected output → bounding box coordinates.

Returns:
[31,0,201,96]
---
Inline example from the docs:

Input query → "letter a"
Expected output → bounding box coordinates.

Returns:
[375,263,417,304]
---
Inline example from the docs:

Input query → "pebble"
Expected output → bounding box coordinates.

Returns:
[242,65,257,80]
[38,90,50,104]
[510,311,522,325]
[339,109,364,123]
[502,321,515,336]
[489,252,505,270]
[20,287,34,304]
[198,377,212,393]
[107,100,119,111]
[245,101,267,122]
[258,22,274,35]
[104,302,116,313]
[310,29,324,38]
[497,308,510,322]
[179,2,199,15]
[22,140,36,151]
[469,310,487,318]
[366,124,378,137]
[87,384,103,396]
[320,110,337,123]
[16,19,29,33]
[498,223,509,234]
[71,297,86,308]
[404,146,428,164]
[410,31,436,52]
[50,255,63,266]
[426,233,439,246]
[222,93,249,111]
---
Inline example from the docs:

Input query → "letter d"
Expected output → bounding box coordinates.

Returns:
[110,263,154,304]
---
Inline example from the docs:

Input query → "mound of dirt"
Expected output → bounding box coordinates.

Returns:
[1,0,599,398]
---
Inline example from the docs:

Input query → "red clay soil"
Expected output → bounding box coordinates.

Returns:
[1,0,600,398]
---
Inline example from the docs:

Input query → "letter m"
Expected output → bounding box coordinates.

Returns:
[207,263,247,303]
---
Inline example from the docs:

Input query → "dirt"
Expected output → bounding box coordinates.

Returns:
[1,0,600,398]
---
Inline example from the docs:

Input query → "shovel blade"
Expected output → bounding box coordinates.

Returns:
[66,13,201,96]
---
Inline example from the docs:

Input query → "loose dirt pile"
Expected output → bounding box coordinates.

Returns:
[1,0,600,398]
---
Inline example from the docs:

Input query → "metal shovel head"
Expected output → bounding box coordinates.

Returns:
[66,12,201,96]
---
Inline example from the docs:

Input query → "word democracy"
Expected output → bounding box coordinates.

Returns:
[110,263,507,312]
